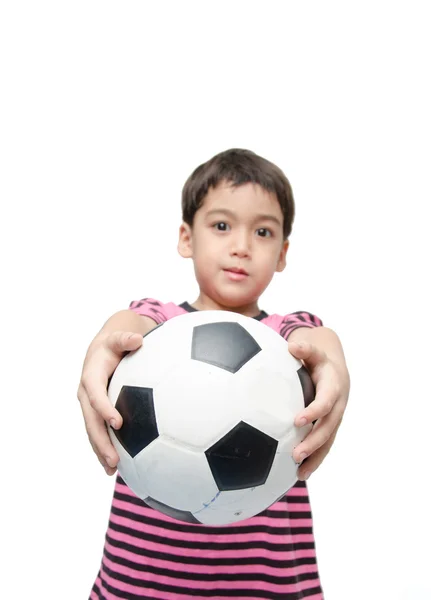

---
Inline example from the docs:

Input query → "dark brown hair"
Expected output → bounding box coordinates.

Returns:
[181,148,295,239]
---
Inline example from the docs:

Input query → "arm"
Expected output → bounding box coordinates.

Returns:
[288,326,347,369]
[92,309,157,344]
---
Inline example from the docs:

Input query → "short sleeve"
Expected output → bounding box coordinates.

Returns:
[279,311,323,341]
[128,298,185,324]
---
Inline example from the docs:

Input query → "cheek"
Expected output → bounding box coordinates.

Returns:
[194,244,218,273]
[197,237,219,259]
[255,255,279,283]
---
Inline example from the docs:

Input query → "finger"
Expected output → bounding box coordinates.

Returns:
[80,335,140,429]
[83,374,123,429]
[297,426,339,480]
[87,333,142,428]
[294,378,339,426]
[92,442,117,475]
[288,341,328,370]
[293,401,344,463]
[86,421,119,471]
[82,332,143,428]
[89,432,118,475]
[103,464,118,476]
[80,389,120,470]
[106,331,143,356]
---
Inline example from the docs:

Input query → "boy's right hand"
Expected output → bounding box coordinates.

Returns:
[77,331,143,475]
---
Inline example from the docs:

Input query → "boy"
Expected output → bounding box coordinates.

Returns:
[79,148,350,599]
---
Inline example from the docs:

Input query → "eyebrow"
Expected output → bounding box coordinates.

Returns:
[205,208,282,227]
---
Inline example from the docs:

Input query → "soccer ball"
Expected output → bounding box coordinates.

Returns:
[108,310,314,525]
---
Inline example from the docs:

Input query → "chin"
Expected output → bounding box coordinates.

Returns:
[216,292,259,309]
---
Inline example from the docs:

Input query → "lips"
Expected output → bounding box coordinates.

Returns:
[225,267,248,276]
[223,268,249,282]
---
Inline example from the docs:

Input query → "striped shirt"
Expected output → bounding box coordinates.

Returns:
[90,299,324,600]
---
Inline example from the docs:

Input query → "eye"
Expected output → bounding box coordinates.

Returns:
[214,222,230,232]
[257,228,272,238]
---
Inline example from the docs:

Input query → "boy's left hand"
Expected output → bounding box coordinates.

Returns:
[288,341,350,481]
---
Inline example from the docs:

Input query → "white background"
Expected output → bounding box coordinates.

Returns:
[1,1,430,599]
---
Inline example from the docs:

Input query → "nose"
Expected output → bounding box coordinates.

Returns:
[229,229,251,258]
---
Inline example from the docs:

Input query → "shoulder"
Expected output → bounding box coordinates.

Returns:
[128,298,187,324]
[262,310,324,340]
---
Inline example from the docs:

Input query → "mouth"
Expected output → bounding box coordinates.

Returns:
[224,267,249,276]
[223,267,249,281]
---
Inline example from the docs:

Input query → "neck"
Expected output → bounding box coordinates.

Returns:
[191,294,261,318]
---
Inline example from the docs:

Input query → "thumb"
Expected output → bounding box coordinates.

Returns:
[106,331,143,355]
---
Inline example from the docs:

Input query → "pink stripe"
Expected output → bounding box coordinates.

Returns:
[286,487,310,497]
[99,563,321,596]
[107,526,317,561]
[110,511,312,544]
[284,503,312,512]
[104,539,317,577]
[93,548,322,600]
[95,570,323,600]
[103,556,316,586]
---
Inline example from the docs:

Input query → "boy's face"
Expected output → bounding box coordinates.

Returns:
[178,182,289,315]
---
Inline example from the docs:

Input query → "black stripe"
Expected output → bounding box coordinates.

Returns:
[93,580,162,600]
[293,480,307,488]
[284,511,312,519]
[99,574,322,600]
[106,532,317,565]
[100,572,322,599]
[103,552,319,585]
[285,497,310,504]
[289,311,321,325]
[108,520,314,551]
[104,541,318,570]
[101,563,321,598]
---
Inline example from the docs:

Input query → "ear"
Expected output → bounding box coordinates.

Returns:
[275,240,289,272]
[178,222,193,258]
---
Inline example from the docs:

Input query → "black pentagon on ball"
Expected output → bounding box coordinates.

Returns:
[205,421,278,491]
[297,366,316,408]
[144,496,201,524]
[191,322,261,373]
[112,386,159,458]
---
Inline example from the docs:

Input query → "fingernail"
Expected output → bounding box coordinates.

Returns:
[297,417,308,427]
[109,419,116,428]
[299,452,308,463]
[301,471,311,481]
